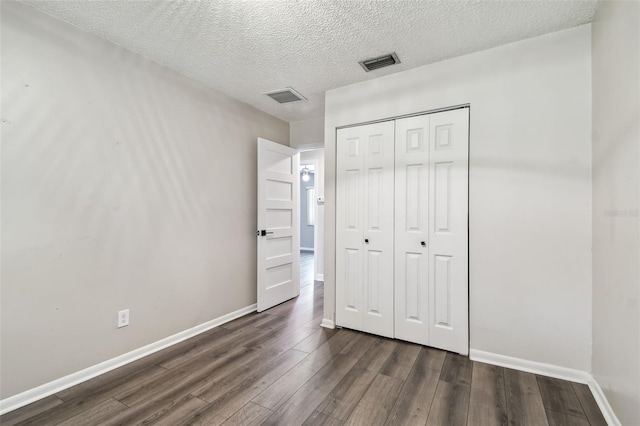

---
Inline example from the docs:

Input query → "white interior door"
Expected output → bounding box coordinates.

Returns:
[394,115,431,345]
[336,121,395,338]
[427,109,469,355]
[257,138,300,312]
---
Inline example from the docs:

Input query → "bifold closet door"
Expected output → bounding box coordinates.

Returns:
[394,115,430,345]
[336,121,395,338]
[395,109,469,354]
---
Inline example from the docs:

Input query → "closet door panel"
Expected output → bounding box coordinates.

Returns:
[336,127,365,330]
[428,108,469,355]
[362,123,395,338]
[394,115,430,345]
[336,121,394,336]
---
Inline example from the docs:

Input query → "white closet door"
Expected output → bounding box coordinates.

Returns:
[427,108,469,355]
[336,126,364,331]
[394,115,431,345]
[336,121,395,337]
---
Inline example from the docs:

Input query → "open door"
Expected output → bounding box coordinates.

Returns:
[257,138,300,312]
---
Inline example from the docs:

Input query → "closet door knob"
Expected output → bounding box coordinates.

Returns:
[364,238,369,244]
[421,241,426,247]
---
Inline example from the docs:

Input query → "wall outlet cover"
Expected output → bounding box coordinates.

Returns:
[117,309,130,328]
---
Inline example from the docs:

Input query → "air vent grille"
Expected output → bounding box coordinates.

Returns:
[264,87,307,104]
[359,52,401,72]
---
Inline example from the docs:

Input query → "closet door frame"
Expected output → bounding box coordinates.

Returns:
[335,106,469,354]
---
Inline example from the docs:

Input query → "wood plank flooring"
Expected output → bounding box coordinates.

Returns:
[1,252,607,426]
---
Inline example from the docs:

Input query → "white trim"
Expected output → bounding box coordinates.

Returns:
[469,349,591,383]
[320,318,335,329]
[315,273,324,282]
[588,377,622,426]
[0,304,257,415]
[300,247,315,252]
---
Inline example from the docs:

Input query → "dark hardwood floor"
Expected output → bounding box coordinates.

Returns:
[2,251,607,425]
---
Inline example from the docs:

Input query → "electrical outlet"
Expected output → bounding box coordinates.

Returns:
[117,309,130,328]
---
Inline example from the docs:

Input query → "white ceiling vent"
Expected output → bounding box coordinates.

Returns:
[264,87,307,104]
[359,52,401,72]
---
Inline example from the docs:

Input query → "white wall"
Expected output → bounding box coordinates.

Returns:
[591,1,640,424]
[324,26,593,371]
[301,149,325,280]
[0,1,289,399]
[290,117,324,149]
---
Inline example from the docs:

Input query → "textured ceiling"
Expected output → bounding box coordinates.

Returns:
[21,0,599,123]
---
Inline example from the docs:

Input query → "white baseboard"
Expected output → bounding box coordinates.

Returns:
[588,377,622,426]
[320,318,335,329]
[469,349,591,383]
[315,273,324,282]
[0,303,257,415]
[300,247,314,252]
[470,349,621,426]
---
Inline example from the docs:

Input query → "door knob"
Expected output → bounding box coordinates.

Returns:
[364,238,369,243]
[421,241,426,247]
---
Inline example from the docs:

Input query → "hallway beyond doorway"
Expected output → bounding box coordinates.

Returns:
[300,250,314,290]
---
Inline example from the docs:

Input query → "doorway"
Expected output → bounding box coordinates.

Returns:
[298,149,325,291]
[299,162,316,289]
